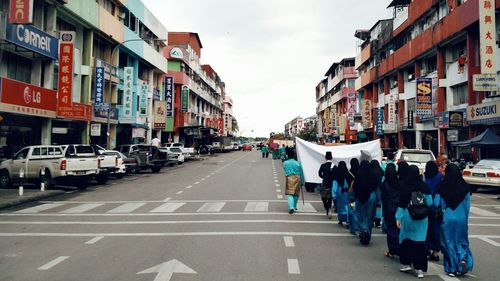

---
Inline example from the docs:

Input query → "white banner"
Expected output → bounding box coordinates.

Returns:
[295,137,382,184]
[123,67,134,118]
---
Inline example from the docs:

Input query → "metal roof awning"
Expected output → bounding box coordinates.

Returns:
[387,0,411,8]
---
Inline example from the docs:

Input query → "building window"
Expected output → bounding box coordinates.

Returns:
[5,53,32,84]
[451,83,468,105]
[97,0,116,15]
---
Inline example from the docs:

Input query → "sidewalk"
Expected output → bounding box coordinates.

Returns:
[0,189,65,210]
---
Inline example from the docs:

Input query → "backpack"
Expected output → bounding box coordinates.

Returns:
[408,191,429,220]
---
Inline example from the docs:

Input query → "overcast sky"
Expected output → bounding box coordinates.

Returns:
[143,0,393,137]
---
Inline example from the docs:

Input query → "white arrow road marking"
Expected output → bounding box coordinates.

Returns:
[85,236,103,245]
[287,259,300,274]
[137,259,197,281]
[37,256,69,270]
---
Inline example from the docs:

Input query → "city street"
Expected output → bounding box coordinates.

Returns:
[0,151,500,281]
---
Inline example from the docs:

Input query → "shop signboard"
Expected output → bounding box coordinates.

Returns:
[407,110,414,129]
[416,77,433,118]
[347,92,357,127]
[362,99,372,128]
[165,77,174,117]
[181,85,189,112]
[93,67,106,109]
[94,106,118,120]
[9,0,34,24]
[387,93,396,126]
[5,23,58,59]
[0,77,56,117]
[324,107,330,129]
[153,88,161,101]
[57,31,74,118]
[376,108,384,136]
[447,130,459,142]
[90,123,101,136]
[95,58,118,79]
[467,100,499,125]
[122,67,134,118]
[153,101,166,130]
[339,115,346,136]
[479,0,497,74]
[58,102,92,121]
[449,111,464,127]
[472,74,498,91]
[138,81,148,117]
[438,112,449,129]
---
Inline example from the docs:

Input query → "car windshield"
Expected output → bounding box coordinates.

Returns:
[400,152,433,163]
[475,160,500,169]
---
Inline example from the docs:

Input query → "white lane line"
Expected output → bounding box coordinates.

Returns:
[176,191,184,195]
[287,259,300,274]
[283,236,295,247]
[163,197,172,202]
[37,256,70,270]
[276,189,282,193]
[107,203,146,214]
[470,206,500,217]
[150,203,186,213]
[39,199,324,203]
[0,212,329,217]
[85,236,103,245]
[479,237,500,247]
[185,186,193,189]
[244,202,269,212]
[297,203,317,213]
[197,202,226,212]
[277,195,283,199]
[194,181,200,185]
[16,203,65,213]
[60,203,104,214]
[0,220,352,225]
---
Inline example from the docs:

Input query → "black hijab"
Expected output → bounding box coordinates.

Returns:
[384,163,399,189]
[398,165,428,208]
[436,163,470,210]
[424,160,439,179]
[335,161,353,191]
[398,161,410,181]
[350,158,360,177]
[371,159,384,184]
[353,160,377,204]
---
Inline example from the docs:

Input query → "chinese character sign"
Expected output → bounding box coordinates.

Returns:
[165,77,174,117]
[138,81,148,117]
[362,99,372,128]
[388,93,396,125]
[153,100,166,129]
[181,85,189,112]
[376,108,384,136]
[479,0,497,74]
[122,67,134,118]
[57,31,74,117]
[93,67,105,109]
[416,77,433,118]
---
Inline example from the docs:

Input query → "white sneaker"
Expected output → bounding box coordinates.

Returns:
[400,265,412,272]
[416,269,424,278]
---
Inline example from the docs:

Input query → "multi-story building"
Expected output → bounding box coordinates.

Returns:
[316,58,359,143]
[354,0,500,159]
[0,0,169,152]
[223,95,234,137]
[284,116,303,138]
[165,32,224,147]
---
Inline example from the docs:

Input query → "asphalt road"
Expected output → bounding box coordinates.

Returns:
[1,151,500,281]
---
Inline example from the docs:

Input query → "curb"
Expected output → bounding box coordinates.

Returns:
[0,190,65,210]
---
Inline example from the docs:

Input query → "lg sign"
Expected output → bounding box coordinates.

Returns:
[23,86,42,105]
[9,0,34,24]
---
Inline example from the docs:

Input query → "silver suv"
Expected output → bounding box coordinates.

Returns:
[394,149,436,174]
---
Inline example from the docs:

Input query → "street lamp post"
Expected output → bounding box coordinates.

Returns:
[105,38,166,149]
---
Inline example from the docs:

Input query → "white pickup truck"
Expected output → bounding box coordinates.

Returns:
[0,145,99,189]
[61,144,117,185]
[163,143,195,160]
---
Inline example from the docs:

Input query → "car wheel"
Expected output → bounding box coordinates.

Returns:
[200,147,208,154]
[76,176,90,190]
[178,161,184,165]
[96,174,109,185]
[151,166,161,173]
[115,173,124,179]
[0,171,11,189]
[39,169,53,189]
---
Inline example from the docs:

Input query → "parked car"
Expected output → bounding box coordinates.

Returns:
[462,159,500,191]
[242,144,253,151]
[0,145,98,189]
[394,149,436,174]
[198,144,215,155]
[61,144,115,185]
[163,142,195,160]
[232,142,241,151]
[114,144,167,173]
[101,150,130,178]
[160,147,184,165]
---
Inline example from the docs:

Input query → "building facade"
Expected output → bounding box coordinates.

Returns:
[351,0,499,159]
[223,95,234,137]
[284,116,303,138]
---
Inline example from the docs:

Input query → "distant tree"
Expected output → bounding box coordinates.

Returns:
[232,118,239,133]
[298,124,317,142]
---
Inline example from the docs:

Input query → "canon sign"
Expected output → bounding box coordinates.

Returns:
[8,0,34,24]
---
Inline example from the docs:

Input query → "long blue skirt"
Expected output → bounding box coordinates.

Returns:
[440,195,474,274]
[356,192,377,239]
[336,189,349,223]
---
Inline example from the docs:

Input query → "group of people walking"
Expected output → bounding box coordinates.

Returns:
[283,149,474,279]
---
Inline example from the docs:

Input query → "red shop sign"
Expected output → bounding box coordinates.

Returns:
[0,77,56,117]
[9,0,34,24]
[57,102,92,122]
[57,31,75,117]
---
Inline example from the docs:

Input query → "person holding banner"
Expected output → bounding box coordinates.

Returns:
[318,152,334,218]
[283,149,304,214]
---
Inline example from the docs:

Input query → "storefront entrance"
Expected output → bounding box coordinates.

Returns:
[0,114,43,157]
[51,120,85,145]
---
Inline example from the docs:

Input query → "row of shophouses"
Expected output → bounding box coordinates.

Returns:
[0,0,235,155]
[316,0,500,159]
